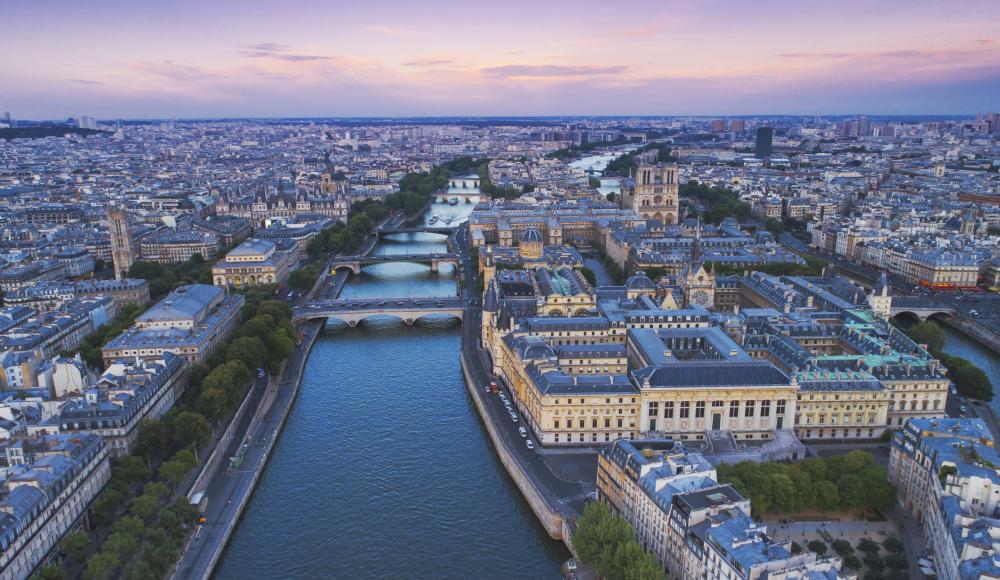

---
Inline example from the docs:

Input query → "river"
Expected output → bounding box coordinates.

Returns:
[569,147,640,198]
[940,324,1000,415]
[215,199,569,579]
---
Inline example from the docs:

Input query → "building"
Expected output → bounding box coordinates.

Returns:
[755,127,774,159]
[211,239,293,289]
[138,227,219,264]
[60,353,185,456]
[597,439,845,579]
[3,279,150,312]
[107,205,135,280]
[0,433,110,580]
[101,284,243,365]
[619,163,680,223]
[888,418,1000,580]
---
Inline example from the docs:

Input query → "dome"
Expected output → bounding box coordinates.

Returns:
[625,271,655,290]
[522,228,543,244]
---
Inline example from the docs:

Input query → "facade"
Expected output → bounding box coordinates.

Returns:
[60,353,185,456]
[3,279,150,312]
[619,163,680,223]
[101,284,243,365]
[107,205,135,280]
[138,228,220,264]
[888,418,1000,580]
[211,238,293,289]
[0,433,110,580]
[597,439,845,579]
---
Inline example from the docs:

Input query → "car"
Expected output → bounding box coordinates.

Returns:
[518,426,527,438]
[397,301,405,305]
[567,560,578,572]
[960,405,968,413]
[509,411,519,422]
[525,439,534,450]
[378,301,386,306]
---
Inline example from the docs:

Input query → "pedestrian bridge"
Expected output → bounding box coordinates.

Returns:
[292,297,465,326]
[329,252,460,275]
[890,297,956,321]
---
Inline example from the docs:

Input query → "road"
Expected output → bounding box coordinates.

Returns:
[173,320,321,580]
[453,226,596,521]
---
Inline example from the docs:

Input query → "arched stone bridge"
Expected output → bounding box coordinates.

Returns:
[292,297,465,326]
[890,297,957,321]
[329,252,460,275]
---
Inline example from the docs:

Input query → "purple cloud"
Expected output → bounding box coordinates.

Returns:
[242,43,330,62]
[479,64,629,78]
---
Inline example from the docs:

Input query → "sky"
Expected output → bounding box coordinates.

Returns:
[2,0,999,119]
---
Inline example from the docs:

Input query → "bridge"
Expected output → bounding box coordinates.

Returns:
[292,297,465,326]
[376,225,456,236]
[890,297,957,320]
[329,252,460,275]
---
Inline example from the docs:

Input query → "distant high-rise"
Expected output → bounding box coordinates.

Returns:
[709,119,727,133]
[730,119,745,133]
[108,205,135,279]
[755,127,773,158]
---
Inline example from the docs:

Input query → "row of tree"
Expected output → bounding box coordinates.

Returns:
[41,289,297,579]
[716,450,897,515]
[707,257,828,278]
[895,319,994,401]
[679,182,751,224]
[572,502,664,580]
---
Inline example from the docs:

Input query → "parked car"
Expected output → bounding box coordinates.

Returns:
[509,411,519,422]
[518,427,527,438]
[526,439,535,450]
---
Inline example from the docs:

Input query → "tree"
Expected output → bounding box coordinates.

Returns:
[882,536,904,554]
[814,480,840,511]
[124,559,157,580]
[226,336,268,369]
[130,494,160,521]
[117,455,150,486]
[104,531,139,562]
[857,537,880,555]
[807,540,828,556]
[837,474,868,508]
[61,530,90,561]
[34,564,67,580]
[952,363,994,401]
[902,320,945,352]
[198,387,230,424]
[606,192,615,202]
[90,489,124,528]
[133,418,172,464]
[579,267,597,285]
[83,551,120,580]
[160,450,197,488]
[832,539,854,557]
[842,554,862,571]
[113,515,145,538]
[884,553,907,570]
[143,481,169,499]
[173,411,212,453]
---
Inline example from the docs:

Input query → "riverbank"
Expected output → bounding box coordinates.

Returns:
[172,319,322,579]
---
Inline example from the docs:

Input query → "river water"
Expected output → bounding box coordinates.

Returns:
[569,146,640,197]
[215,200,568,579]
[940,325,1000,415]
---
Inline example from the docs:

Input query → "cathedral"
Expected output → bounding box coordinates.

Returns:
[619,163,680,224]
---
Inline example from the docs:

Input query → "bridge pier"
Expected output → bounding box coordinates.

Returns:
[347,320,359,328]
[430,260,438,273]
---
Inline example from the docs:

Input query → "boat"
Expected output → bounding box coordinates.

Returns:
[448,196,459,205]
[428,215,439,225]
[445,217,453,224]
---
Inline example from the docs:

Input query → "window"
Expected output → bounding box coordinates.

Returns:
[730,401,739,418]
[664,402,674,419]
[554,420,560,429]
[680,402,690,419]
[745,400,755,417]
[648,402,659,417]
[776,399,786,415]
[695,401,706,418]
[761,400,771,417]
[617,418,623,428]
[567,419,573,429]
[712,401,724,408]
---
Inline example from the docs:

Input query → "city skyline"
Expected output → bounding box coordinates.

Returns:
[3,0,999,119]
